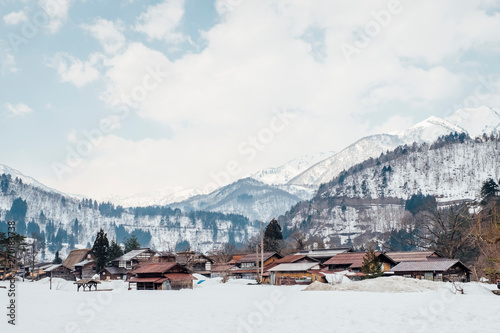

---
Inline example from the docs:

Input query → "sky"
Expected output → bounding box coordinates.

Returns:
[1,0,500,200]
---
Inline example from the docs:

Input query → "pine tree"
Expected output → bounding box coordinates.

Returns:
[263,218,283,253]
[53,251,62,264]
[481,178,499,199]
[108,239,124,262]
[124,234,141,253]
[92,229,109,273]
[361,248,382,279]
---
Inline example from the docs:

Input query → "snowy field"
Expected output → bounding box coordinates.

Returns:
[1,276,499,333]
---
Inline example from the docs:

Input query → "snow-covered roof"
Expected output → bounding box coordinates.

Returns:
[43,264,62,272]
[390,260,470,272]
[113,248,155,262]
[268,262,321,272]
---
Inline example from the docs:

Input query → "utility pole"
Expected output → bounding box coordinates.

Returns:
[260,220,264,283]
[255,245,259,283]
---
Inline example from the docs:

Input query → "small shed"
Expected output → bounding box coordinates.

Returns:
[389,259,471,282]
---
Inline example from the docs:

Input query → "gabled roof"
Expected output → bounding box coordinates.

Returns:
[237,252,282,263]
[63,249,93,270]
[275,255,318,264]
[294,248,352,260]
[268,262,321,272]
[113,248,156,262]
[103,266,128,275]
[390,259,471,273]
[324,252,396,269]
[44,264,62,272]
[130,262,184,274]
[385,251,441,263]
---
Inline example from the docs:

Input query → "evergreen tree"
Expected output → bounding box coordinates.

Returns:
[53,251,62,264]
[360,248,382,279]
[263,218,283,253]
[108,239,124,262]
[481,178,499,199]
[124,234,141,253]
[92,229,109,273]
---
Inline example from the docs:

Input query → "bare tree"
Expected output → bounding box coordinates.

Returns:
[209,243,236,263]
[406,204,476,259]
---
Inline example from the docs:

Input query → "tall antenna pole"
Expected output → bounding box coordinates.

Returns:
[260,220,264,283]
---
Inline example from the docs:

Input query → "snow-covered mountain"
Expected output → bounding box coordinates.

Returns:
[251,151,335,185]
[99,187,203,208]
[0,172,259,259]
[279,135,500,247]
[0,164,65,195]
[289,106,500,187]
[169,178,304,221]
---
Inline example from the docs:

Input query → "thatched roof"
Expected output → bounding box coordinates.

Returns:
[63,249,93,270]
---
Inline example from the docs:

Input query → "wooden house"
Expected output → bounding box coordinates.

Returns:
[389,259,471,282]
[100,266,128,280]
[128,262,196,290]
[74,260,97,279]
[323,252,396,274]
[210,264,235,278]
[60,249,95,280]
[112,248,157,270]
[268,262,326,285]
[231,252,283,280]
[176,251,214,276]
[44,264,73,280]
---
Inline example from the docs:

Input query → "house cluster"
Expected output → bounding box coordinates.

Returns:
[211,248,471,285]
[25,247,471,290]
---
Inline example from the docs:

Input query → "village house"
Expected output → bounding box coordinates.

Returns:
[44,264,73,280]
[210,264,235,279]
[390,259,471,282]
[100,266,129,281]
[176,251,214,276]
[112,248,157,270]
[268,260,325,285]
[57,248,96,281]
[128,262,196,290]
[323,252,396,277]
[231,252,283,280]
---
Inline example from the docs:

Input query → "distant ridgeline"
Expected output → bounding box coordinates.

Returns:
[0,174,259,259]
[278,132,500,249]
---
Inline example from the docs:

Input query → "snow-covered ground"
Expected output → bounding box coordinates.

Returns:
[1,277,499,333]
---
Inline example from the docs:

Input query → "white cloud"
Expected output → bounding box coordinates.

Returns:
[44,0,500,197]
[38,0,71,33]
[134,0,186,43]
[82,18,126,55]
[47,53,101,87]
[3,10,28,25]
[0,44,18,75]
[4,103,33,117]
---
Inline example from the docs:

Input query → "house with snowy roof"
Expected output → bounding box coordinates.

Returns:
[389,259,471,282]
